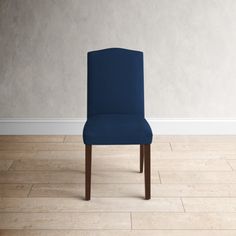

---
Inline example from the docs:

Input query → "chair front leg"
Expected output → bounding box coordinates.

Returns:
[85,144,92,200]
[140,144,144,173]
[144,144,151,200]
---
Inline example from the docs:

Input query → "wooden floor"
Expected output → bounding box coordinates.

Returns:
[1,136,236,235]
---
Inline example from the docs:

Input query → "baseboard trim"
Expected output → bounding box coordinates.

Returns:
[148,119,236,135]
[0,118,236,135]
[0,119,85,135]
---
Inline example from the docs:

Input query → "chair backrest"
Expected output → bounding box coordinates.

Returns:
[87,48,144,118]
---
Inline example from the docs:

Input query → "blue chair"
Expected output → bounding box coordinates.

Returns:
[83,48,153,200]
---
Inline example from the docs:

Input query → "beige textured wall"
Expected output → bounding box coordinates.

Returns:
[1,0,236,119]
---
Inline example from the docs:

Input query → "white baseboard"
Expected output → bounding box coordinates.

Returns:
[148,119,236,135]
[0,118,236,135]
[0,119,85,135]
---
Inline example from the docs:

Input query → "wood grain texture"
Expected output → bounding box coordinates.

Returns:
[0,136,65,143]
[0,197,183,212]
[0,143,84,151]
[9,159,232,172]
[0,160,13,170]
[1,135,236,234]
[0,170,160,184]
[132,212,236,229]
[29,183,236,198]
[0,184,32,197]
[171,143,236,152]
[0,152,35,160]
[1,230,236,236]
[159,171,236,183]
[0,212,131,229]
[182,198,236,212]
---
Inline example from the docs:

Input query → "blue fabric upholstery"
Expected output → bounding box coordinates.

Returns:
[83,114,152,145]
[83,48,152,145]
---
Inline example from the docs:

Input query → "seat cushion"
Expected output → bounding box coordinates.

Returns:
[83,114,152,145]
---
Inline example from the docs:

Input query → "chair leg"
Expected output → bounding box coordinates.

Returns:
[144,144,151,200]
[85,144,92,200]
[140,144,144,173]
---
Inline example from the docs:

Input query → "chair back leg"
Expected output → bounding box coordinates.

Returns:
[144,144,151,199]
[85,145,92,200]
[140,144,144,173]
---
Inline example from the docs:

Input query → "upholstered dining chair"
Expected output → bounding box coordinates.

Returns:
[83,48,153,200]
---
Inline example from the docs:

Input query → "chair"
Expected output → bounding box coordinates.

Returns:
[83,48,153,200]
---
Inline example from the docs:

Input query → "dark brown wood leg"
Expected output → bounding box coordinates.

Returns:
[85,144,92,200]
[144,144,151,200]
[140,144,144,173]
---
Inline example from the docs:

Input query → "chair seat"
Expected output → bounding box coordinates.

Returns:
[83,114,153,145]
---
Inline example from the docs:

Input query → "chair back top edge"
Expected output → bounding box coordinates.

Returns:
[88,47,143,55]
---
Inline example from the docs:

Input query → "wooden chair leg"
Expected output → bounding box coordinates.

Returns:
[140,144,144,173]
[85,144,92,200]
[144,144,151,200]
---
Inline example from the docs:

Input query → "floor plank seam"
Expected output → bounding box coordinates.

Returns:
[131,229,236,230]
[6,161,14,171]
[159,170,236,172]
[130,212,133,230]
[3,196,225,199]
[4,181,236,184]
[158,171,162,184]
[180,198,186,212]
[27,184,34,197]
[19,196,236,199]
[0,228,134,231]
[2,229,236,232]
[5,169,236,172]
[0,210,192,214]
[225,160,234,171]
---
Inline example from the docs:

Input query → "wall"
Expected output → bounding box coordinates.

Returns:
[1,0,236,129]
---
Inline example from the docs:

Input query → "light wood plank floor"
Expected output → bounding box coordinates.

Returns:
[1,135,236,235]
